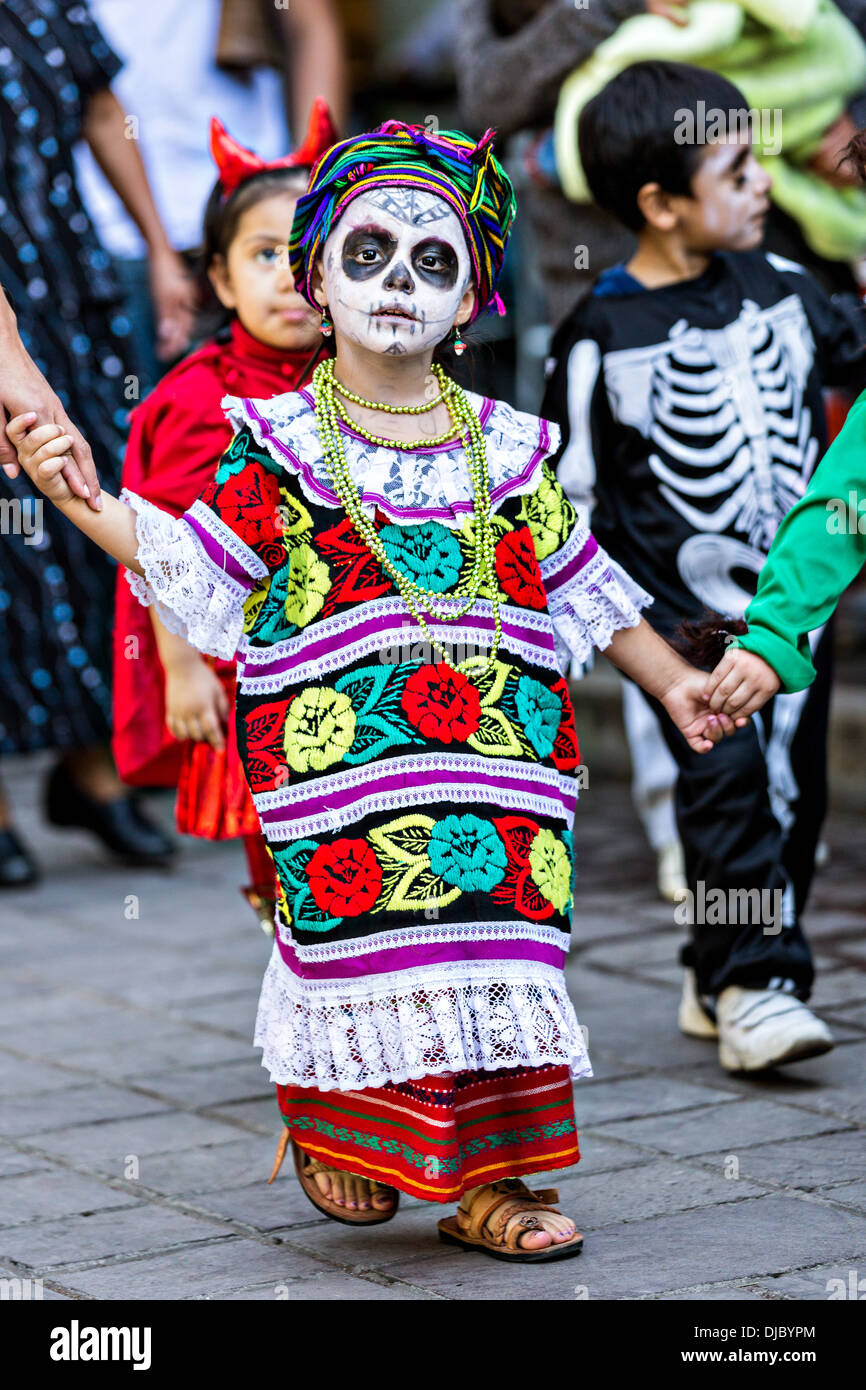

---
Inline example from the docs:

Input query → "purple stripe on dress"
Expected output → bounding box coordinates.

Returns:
[276,932,568,980]
[542,533,599,594]
[243,608,556,681]
[183,513,255,587]
[241,397,543,525]
[258,765,577,826]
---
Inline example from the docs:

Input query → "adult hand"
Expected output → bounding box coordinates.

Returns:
[644,0,690,24]
[149,248,197,364]
[0,332,103,509]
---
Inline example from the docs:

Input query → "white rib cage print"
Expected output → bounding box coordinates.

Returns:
[602,295,818,618]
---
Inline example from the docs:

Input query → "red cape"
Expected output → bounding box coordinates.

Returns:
[113,318,322,787]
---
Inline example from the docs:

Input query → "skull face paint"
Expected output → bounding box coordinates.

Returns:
[319,187,473,355]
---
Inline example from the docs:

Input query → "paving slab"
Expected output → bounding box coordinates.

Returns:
[597,1098,850,1157]
[0,1170,140,1226]
[0,1204,221,1270]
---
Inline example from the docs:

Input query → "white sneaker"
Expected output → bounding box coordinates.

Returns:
[657,841,687,904]
[678,968,718,1039]
[716,987,835,1072]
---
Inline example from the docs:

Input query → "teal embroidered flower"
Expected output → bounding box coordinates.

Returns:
[515,676,561,758]
[215,429,253,483]
[256,563,298,644]
[428,814,507,892]
[379,521,462,594]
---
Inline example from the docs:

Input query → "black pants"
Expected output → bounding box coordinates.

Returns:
[643,626,832,1000]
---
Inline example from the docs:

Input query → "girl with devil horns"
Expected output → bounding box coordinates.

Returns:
[112,103,336,927]
[6,120,744,1262]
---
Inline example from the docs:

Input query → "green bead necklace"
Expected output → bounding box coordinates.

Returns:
[312,358,502,677]
[332,372,454,415]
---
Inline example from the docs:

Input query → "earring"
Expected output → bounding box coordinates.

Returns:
[320,308,333,337]
[451,324,466,356]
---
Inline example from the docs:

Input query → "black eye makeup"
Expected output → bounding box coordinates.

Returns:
[412,238,459,288]
[341,225,398,280]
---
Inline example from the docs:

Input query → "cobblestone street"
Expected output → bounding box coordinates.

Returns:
[2,750,865,1301]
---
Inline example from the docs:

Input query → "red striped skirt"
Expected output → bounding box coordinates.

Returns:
[275,1063,579,1203]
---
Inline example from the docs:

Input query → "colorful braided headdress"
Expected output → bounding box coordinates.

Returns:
[289,120,516,322]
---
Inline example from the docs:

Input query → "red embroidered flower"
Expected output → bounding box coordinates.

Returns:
[216,466,283,552]
[401,664,482,743]
[495,526,546,609]
[550,676,580,771]
[244,699,292,793]
[306,838,382,916]
[316,516,390,618]
[490,815,554,921]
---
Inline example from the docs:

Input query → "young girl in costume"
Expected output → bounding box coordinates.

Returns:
[7,121,741,1263]
[112,104,334,927]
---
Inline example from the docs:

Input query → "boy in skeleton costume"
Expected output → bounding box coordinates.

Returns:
[4,120,741,1261]
[543,62,865,1075]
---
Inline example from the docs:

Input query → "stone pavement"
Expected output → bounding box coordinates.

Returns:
[1,750,865,1302]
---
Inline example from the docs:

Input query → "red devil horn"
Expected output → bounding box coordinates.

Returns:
[287,97,339,168]
[209,116,266,197]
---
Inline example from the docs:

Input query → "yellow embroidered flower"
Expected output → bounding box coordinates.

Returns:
[283,543,331,628]
[528,828,572,914]
[283,687,356,773]
[518,469,570,560]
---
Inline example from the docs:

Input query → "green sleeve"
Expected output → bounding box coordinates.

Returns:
[739,390,866,692]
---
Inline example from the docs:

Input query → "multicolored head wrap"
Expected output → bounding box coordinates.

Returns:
[289,120,516,322]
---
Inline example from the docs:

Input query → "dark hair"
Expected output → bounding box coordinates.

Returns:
[579,61,750,230]
[843,128,866,182]
[194,168,311,335]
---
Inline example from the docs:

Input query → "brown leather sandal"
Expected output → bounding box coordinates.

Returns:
[437,1178,583,1262]
[284,1137,400,1227]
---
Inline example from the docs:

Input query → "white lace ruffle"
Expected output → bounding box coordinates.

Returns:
[121,490,251,661]
[543,538,653,673]
[254,947,592,1090]
[222,391,558,529]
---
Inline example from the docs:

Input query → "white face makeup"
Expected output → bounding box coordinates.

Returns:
[318,186,473,356]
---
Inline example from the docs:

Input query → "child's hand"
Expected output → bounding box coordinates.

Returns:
[661,668,749,753]
[5,413,78,504]
[164,655,229,748]
[703,647,781,719]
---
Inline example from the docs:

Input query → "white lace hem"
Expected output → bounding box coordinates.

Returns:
[121,490,249,661]
[254,947,592,1090]
[547,547,653,673]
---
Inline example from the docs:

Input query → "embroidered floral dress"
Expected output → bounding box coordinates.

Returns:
[122,386,650,1190]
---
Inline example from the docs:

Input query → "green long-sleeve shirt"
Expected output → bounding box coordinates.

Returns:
[739,390,866,691]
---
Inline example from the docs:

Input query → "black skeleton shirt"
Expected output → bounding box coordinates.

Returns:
[541,251,866,639]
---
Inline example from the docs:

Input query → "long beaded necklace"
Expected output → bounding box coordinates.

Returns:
[312,358,502,677]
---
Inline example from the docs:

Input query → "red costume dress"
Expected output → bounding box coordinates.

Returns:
[112,319,323,894]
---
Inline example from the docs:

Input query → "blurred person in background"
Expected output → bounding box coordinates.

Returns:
[455,0,689,323]
[74,0,347,396]
[0,0,193,885]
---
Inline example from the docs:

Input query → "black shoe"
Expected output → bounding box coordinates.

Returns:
[44,762,176,867]
[0,827,40,888]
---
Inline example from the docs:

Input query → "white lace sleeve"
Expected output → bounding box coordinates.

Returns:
[541,524,653,673]
[120,490,258,660]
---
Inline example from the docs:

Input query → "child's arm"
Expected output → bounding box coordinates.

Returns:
[603,617,743,753]
[149,611,229,749]
[6,414,143,571]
